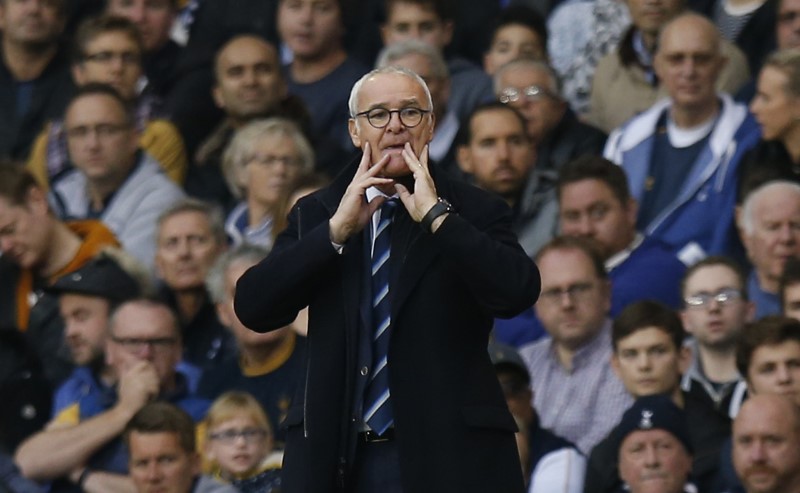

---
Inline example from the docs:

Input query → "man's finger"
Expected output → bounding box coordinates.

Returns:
[364,153,390,178]
[395,182,413,211]
[356,142,371,174]
[419,144,430,171]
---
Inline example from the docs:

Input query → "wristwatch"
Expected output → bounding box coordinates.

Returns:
[420,197,455,232]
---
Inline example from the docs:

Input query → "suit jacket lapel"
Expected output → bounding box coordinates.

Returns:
[390,207,438,321]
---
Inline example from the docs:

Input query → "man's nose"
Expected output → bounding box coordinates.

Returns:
[777,363,792,383]
[575,215,594,236]
[385,111,405,132]
[643,444,660,466]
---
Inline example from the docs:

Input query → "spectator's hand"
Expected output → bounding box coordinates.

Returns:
[115,361,159,418]
[396,143,439,221]
[329,143,393,244]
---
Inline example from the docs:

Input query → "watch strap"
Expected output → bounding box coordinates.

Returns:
[420,200,451,232]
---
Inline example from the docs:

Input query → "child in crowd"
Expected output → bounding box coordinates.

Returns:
[205,391,282,493]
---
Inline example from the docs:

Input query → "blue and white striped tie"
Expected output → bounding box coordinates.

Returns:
[363,200,397,435]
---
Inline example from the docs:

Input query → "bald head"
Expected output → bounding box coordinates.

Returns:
[733,394,800,493]
[659,13,721,56]
[654,13,726,117]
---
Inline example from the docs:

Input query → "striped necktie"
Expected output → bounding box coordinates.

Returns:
[363,200,397,435]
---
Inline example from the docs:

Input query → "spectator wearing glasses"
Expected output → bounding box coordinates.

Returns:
[738,180,800,318]
[49,84,186,271]
[26,15,187,193]
[493,59,606,175]
[519,236,631,454]
[221,118,314,249]
[15,299,210,493]
[203,391,282,493]
[680,256,754,419]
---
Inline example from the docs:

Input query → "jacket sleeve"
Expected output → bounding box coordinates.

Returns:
[430,189,541,318]
[234,200,341,332]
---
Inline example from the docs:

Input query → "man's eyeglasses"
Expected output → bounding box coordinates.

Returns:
[354,107,431,129]
[684,288,743,308]
[65,123,129,140]
[247,154,302,169]
[110,336,177,353]
[209,427,268,444]
[499,85,557,105]
[538,282,595,304]
[83,51,140,65]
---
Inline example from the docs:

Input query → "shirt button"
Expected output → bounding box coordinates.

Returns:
[360,366,369,376]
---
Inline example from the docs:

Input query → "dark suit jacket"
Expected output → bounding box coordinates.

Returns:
[235,161,540,492]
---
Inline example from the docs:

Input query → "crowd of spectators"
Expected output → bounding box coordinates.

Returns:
[1,0,800,491]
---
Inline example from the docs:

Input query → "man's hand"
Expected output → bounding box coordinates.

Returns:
[395,143,440,222]
[114,361,159,420]
[329,143,394,244]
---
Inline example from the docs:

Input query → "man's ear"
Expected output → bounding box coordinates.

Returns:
[679,310,694,336]
[348,118,361,148]
[610,352,622,379]
[215,302,232,328]
[25,186,50,216]
[212,85,225,110]
[678,344,691,375]
[441,20,454,46]
[71,64,87,86]
[626,198,639,228]
[456,145,473,174]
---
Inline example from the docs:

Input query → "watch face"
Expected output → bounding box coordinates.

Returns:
[439,198,454,211]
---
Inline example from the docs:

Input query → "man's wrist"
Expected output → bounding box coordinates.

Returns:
[420,198,454,232]
[430,213,449,233]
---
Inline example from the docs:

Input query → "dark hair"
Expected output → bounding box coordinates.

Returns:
[66,83,134,124]
[736,316,800,377]
[489,5,548,54]
[557,155,631,206]
[780,257,800,311]
[384,0,454,22]
[535,236,608,280]
[680,255,748,301]
[124,402,195,453]
[456,101,528,147]
[0,166,41,206]
[612,300,686,351]
[73,15,143,64]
